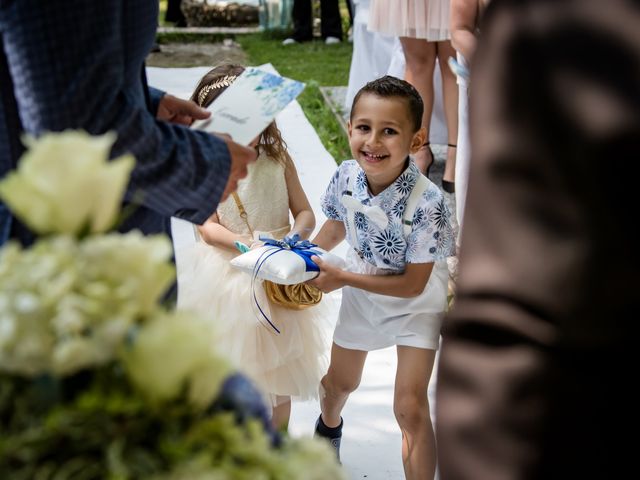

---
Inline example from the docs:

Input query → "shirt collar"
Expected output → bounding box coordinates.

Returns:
[353,157,418,202]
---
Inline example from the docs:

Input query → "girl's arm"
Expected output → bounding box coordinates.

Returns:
[284,159,315,239]
[311,220,346,252]
[309,257,434,298]
[197,212,253,252]
[451,0,480,61]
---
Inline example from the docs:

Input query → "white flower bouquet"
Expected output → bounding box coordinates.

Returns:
[0,131,344,479]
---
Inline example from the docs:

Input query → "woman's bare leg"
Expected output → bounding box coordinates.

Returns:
[400,37,438,174]
[437,40,459,185]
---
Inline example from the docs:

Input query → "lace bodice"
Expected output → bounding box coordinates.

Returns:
[216,154,291,239]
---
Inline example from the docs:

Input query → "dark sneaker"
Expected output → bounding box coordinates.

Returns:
[314,415,342,462]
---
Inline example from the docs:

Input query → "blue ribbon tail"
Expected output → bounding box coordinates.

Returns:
[249,237,324,334]
[251,247,282,335]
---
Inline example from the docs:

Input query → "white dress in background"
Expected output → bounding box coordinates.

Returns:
[177,156,332,406]
[368,0,451,41]
[345,0,396,109]
[455,52,470,236]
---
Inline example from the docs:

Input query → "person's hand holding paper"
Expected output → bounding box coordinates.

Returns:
[192,67,305,146]
[192,67,305,201]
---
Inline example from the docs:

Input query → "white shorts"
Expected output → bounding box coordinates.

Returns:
[333,250,449,351]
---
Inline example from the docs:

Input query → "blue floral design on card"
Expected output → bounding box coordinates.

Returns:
[244,68,305,118]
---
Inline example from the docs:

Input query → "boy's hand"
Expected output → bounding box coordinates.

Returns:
[307,256,345,293]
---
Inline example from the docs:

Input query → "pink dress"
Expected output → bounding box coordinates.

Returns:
[368,0,451,41]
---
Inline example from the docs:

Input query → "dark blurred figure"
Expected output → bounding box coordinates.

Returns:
[436,0,639,478]
[283,0,343,45]
[166,0,186,27]
[0,1,256,246]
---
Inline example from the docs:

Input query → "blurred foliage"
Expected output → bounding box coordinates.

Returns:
[159,0,168,26]
[0,130,346,480]
[0,367,344,479]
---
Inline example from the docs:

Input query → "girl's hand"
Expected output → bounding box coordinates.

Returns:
[233,234,255,253]
[234,241,250,253]
[248,239,264,250]
[307,256,345,293]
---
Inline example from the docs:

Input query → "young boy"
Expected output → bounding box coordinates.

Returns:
[308,76,455,479]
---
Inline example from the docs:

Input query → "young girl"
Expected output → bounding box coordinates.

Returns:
[309,76,455,478]
[177,64,331,430]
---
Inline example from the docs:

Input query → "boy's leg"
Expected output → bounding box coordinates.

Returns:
[394,346,437,480]
[320,342,368,427]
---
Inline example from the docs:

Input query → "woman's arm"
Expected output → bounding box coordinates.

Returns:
[284,159,315,239]
[197,212,253,252]
[451,0,480,61]
[309,257,434,298]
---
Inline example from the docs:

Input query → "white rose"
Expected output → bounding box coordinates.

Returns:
[0,131,134,235]
[53,337,96,375]
[122,311,230,407]
[0,315,17,348]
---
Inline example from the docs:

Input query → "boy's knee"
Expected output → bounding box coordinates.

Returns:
[322,370,360,397]
[393,394,429,430]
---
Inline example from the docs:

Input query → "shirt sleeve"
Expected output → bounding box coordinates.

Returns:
[148,86,164,118]
[405,187,456,263]
[0,1,230,226]
[320,163,347,221]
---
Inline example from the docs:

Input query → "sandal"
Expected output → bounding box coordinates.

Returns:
[420,141,435,178]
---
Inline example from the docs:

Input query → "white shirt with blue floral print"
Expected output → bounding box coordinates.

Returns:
[321,159,456,272]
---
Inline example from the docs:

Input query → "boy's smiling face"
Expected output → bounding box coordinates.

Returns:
[348,93,426,195]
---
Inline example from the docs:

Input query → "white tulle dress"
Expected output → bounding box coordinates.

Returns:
[177,155,332,407]
[368,0,451,41]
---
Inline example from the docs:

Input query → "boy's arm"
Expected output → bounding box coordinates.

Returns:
[309,257,434,298]
[312,220,346,251]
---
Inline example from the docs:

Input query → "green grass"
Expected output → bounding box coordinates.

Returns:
[238,32,352,163]
[156,0,354,163]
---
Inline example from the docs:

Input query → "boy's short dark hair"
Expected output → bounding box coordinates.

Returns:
[350,76,424,132]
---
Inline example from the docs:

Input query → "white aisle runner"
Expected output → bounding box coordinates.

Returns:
[147,67,439,479]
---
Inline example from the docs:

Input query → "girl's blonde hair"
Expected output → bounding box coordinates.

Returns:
[190,63,291,166]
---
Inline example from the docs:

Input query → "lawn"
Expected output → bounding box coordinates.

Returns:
[157,1,353,163]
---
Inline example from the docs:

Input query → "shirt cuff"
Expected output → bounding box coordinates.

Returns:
[148,86,165,117]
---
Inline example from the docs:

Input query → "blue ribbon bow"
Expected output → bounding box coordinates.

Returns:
[251,234,321,334]
[259,234,321,273]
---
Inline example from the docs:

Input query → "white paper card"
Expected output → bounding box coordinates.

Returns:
[191,67,305,146]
